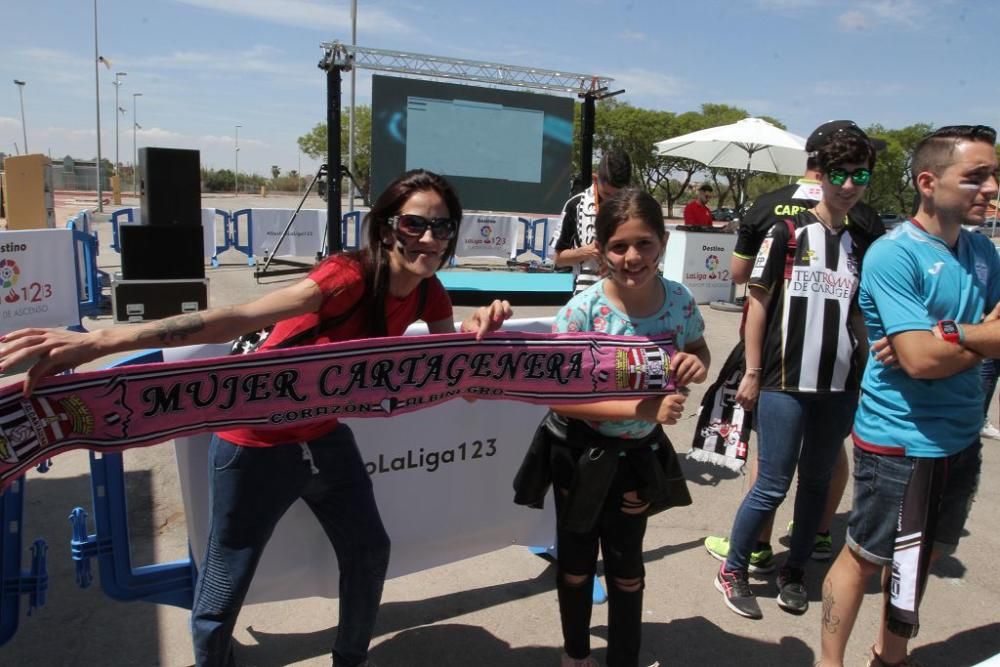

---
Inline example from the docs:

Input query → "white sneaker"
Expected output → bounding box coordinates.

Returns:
[981,421,1000,439]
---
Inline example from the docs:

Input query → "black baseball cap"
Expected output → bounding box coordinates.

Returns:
[806,120,886,152]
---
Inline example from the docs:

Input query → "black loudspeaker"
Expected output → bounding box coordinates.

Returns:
[120,224,205,280]
[138,147,201,226]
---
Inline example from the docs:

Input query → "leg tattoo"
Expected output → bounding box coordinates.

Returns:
[822,580,841,635]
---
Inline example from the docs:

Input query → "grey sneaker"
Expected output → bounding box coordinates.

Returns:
[715,565,762,619]
[776,566,808,614]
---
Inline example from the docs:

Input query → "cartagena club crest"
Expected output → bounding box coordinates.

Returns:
[0,395,94,464]
[615,347,668,391]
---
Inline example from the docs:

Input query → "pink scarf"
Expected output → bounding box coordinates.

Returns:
[0,331,676,490]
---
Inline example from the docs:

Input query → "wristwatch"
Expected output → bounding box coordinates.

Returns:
[937,320,963,345]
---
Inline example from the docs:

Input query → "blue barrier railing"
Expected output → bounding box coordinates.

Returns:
[230,208,253,265]
[515,217,551,262]
[109,207,138,254]
[230,208,362,265]
[110,207,230,267]
[209,208,230,268]
[0,477,49,646]
[73,229,104,319]
[341,210,362,251]
[64,209,92,236]
[67,349,196,610]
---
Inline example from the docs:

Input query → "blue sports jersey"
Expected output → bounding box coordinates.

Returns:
[853,221,1000,456]
[553,277,705,438]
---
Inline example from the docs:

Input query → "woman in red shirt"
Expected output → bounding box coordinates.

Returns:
[0,169,511,667]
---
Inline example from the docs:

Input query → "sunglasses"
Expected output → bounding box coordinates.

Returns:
[826,167,872,187]
[389,214,459,241]
[929,124,997,143]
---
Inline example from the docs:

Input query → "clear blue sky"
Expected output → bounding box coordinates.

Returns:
[2,0,998,177]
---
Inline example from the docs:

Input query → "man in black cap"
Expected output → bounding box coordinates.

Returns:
[704,121,885,573]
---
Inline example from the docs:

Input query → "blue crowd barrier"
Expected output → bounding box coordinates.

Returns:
[515,217,552,262]
[341,210,362,251]
[108,207,138,254]
[230,208,254,265]
[73,229,104,319]
[0,477,49,647]
[209,208,231,268]
[231,208,363,265]
[110,207,231,267]
[67,349,196,610]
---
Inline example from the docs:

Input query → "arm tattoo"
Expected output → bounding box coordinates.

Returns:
[822,580,841,635]
[148,314,207,345]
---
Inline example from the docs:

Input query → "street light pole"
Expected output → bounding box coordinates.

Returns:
[348,0,357,211]
[13,80,28,154]
[93,0,104,212]
[234,125,241,195]
[132,92,142,196]
[113,71,126,173]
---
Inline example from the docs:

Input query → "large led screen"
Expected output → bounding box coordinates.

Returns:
[371,75,574,214]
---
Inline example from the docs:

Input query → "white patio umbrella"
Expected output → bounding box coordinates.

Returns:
[654,117,808,177]
[655,117,808,311]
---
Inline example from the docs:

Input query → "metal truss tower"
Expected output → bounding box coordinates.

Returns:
[318,41,617,254]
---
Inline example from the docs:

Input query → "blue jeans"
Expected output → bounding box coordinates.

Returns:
[191,425,390,667]
[725,390,857,572]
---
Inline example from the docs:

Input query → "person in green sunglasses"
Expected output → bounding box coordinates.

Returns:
[715,126,881,620]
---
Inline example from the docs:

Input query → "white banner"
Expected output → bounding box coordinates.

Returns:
[0,229,80,334]
[455,214,519,260]
[662,229,738,303]
[248,208,325,258]
[171,318,556,603]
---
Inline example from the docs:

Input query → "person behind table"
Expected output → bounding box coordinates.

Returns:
[818,124,1000,667]
[554,150,633,295]
[0,169,512,667]
[715,129,880,620]
[704,121,886,574]
[683,183,715,227]
[534,188,710,667]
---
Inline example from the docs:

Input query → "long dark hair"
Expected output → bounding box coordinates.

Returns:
[350,169,462,336]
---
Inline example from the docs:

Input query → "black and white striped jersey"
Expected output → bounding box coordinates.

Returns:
[555,186,601,294]
[748,211,877,393]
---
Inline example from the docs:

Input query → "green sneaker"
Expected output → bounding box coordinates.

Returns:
[703,536,776,574]
[787,521,834,561]
[811,532,833,561]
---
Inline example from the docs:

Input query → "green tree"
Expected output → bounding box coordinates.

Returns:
[202,168,235,192]
[297,105,372,199]
[864,123,933,214]
[270,165,281,180]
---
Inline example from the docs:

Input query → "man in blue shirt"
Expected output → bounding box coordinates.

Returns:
[818,125,1000,667]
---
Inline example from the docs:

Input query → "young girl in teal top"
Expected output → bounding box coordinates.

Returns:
[547,188,710,667]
